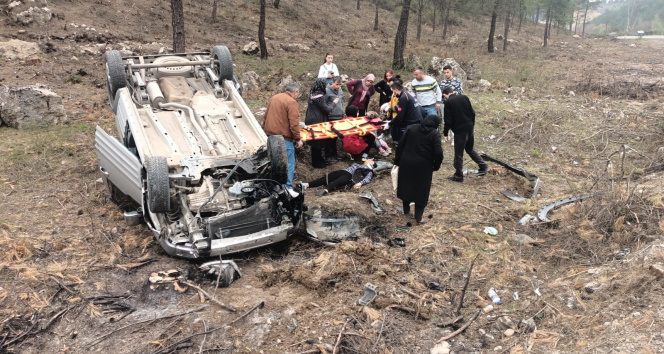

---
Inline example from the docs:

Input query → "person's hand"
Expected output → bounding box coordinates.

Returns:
[444,136,449,142]
[333,98,340,104]
[296,140,303,148]
[353,183,362,190]
[328,73,334,78]
[435,103,441,109]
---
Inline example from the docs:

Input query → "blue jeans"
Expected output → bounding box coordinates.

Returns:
[421,104,438,117]
[285,140,295,188]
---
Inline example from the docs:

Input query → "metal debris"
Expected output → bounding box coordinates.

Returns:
[501,190,527,202]
[536,194,591,222]
[359,191,385,214]
[481,154,541,199]
[199,260,242,287]
[358,283,378,306]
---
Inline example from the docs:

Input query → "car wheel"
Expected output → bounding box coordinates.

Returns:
[104,50,126,107]
[267,135,289,185]
[211,45,234,82]
[146,156,170,213]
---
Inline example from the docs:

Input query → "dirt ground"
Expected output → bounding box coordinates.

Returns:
[1,0,664,353]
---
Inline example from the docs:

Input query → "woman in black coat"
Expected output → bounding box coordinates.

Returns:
[389,81,423,144]
[394,114,444,224]
[305,78,339,168]
[373,69,395,107]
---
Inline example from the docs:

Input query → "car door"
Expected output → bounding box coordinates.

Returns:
[95,126,143,204]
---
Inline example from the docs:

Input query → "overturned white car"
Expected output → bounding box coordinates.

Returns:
[95,46,309,259]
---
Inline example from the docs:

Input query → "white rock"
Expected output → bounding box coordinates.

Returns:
[0,84,67,128]
[241,71,260,91]
[243,41,259,55]
[430,341,451,354]
[0,39,40,60]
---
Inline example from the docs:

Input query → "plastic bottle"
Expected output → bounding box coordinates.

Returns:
[488,288,501,305]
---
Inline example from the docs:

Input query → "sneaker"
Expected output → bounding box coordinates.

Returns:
[476,166,490,176]
[301,182,309,190]
[416,219,429,225]
[447,176,464,183]
[287,188,299,198]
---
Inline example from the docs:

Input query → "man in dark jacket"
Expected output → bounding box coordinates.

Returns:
[442,87,489,183]
[305,78,339,168]
[263,83,302,193]
[389,81,422,144]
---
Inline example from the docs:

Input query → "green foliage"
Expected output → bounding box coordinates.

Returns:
[592,0,664,32]
[652,13,664,34]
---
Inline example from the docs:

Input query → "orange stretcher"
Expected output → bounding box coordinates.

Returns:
[300,117,379,142]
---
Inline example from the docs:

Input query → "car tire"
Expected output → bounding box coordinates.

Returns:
[146,156,170,213]
[212,45,234,82]
[104,50,126,107]
[267,135,289,185]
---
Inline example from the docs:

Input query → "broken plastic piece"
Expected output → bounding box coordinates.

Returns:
[534,288,542,297]
[536,194,591,222]
[286,318,298,331]
[501,190,527,203]
[304,207,361,243]
[388,238,406,247]
[199,260,242,287]
[427,282,443,291]
[359,191,385,214]
[395,225,411,233]
[481,154,540,199]
[483,227,498,235]
[358,283,378,306]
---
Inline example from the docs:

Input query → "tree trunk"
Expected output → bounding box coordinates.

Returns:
[535,6,540,25]
[357,0,361,10]
[393,0,412,69]
[517,0,523,34]
[543,1,551,46]
[488,0,500,53]
[259,0,268,59]
[171,0,185,53]
[503,10,510,51]
[374,0,379,31]
[416,0,423,41]
[274,0,280,9]
[432,3,436,33]
[212,0,218,21]
[442,0,450,39]
[574,6,580,34]
[582,3,589,37]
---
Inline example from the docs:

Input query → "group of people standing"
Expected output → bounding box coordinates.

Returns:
[261,52,489,224]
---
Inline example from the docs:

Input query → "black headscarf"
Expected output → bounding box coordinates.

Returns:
[309,78,328,105]
[420,114,441,135]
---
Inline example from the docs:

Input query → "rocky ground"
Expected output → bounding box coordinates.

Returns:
[1,0,664,353]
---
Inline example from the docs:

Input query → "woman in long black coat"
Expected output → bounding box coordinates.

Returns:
[394,114,444,224]
[305,78,338,168]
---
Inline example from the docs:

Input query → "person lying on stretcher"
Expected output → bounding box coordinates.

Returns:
[301,159,376,196]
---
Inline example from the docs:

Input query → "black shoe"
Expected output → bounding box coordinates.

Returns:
[476,166,490,176]
[312,162,327,169]
[447,176,464,183]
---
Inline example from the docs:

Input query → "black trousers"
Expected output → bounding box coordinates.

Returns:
[311,139,338,168]
[361,133,376,155]
[308,170,353,192]
[402,200,426,222]
[453,130,487,178]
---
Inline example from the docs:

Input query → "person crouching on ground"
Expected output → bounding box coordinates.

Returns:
[441,87,489,183]
[305,78,339,169]
[302,160,376,196]
[394,115,443,224]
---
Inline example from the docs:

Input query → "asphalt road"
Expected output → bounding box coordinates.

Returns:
[616,35,664,39]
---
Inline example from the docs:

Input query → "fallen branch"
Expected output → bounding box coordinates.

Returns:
[456,254,479,316]
[41,304,79,331]
[49,275,78,296]
[437,315,463,328]
[477,204,507,219]
[436,310,481,343]
[332,319,350,354]
[496,122,524,143]
[86,305,208,348]
[151,301,264,354]
[181,281,236,312]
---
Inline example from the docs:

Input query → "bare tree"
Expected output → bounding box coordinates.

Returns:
[259,0,268,59]
[374,0,379,31]
[543,0,553,46]
[517,0,524,34]
[212,0,218,21]
[503,10,511,51]
[357,0,361,10]
[274,0,280,9]
[416,0,423,41]
[581,0,589,36]
[432,0,436,33]
[488,0,501,52]
[442,0,451,39]
[393,0,412,69]
[171,0,185,53]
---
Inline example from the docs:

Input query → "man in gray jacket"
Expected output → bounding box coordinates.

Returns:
[323,76,344,162]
